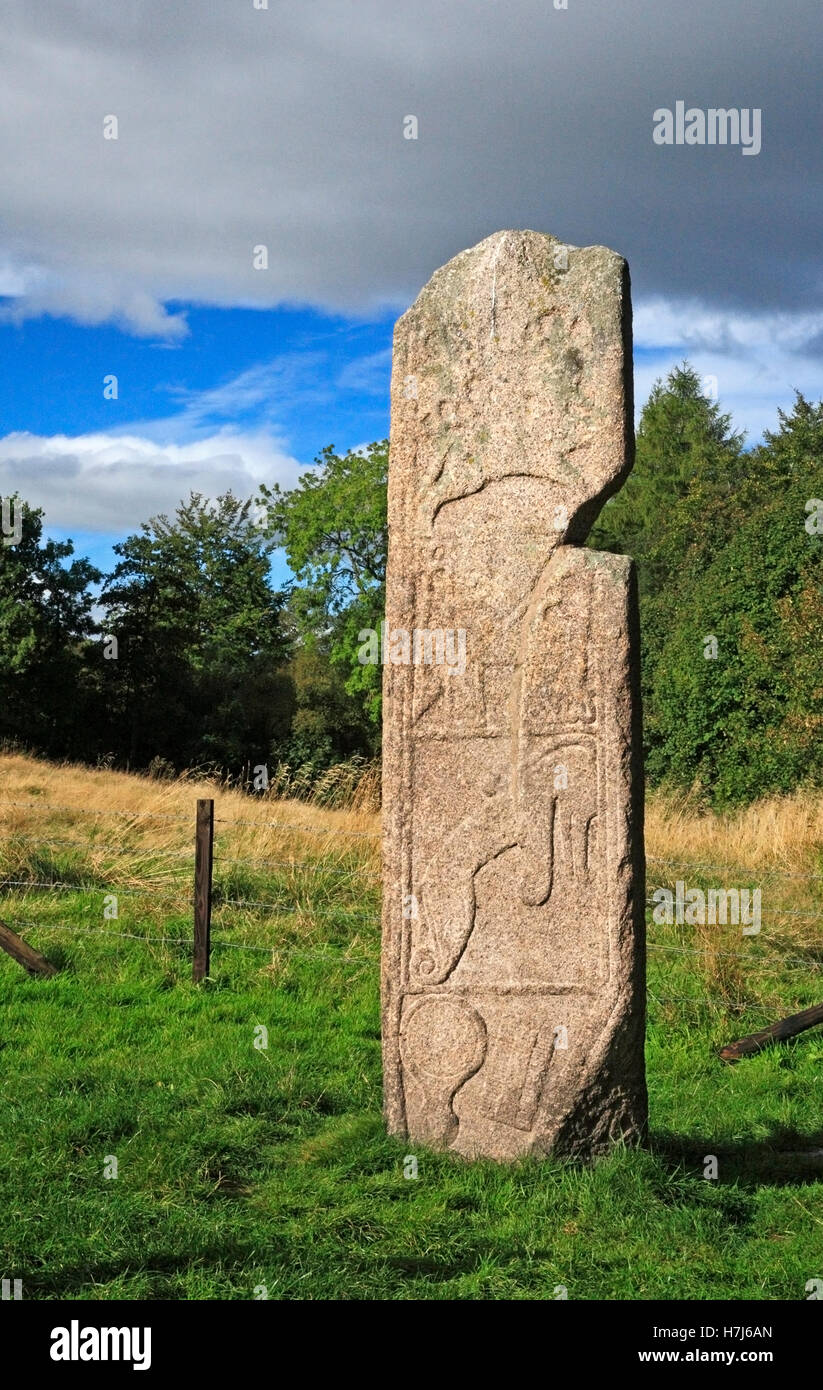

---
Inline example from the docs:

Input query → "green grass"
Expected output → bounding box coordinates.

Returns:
[2,867,823,1300]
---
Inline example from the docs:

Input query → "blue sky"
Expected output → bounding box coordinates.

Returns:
[0,305,393,450]
[0,304,395,580]
[2,293,819,586]
[3,294,821,589]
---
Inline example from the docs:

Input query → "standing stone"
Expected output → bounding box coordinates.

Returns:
[381,229,647,1161]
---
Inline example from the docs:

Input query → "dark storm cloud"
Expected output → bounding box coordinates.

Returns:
[0,0,819,332]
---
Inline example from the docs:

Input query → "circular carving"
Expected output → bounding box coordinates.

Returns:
[401,997,487,1081]
[413,950,436,976]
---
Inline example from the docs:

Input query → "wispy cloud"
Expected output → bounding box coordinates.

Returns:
[336,347,392,395]
[136,353,335,443]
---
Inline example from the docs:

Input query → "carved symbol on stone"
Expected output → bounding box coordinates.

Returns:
[400,997,487,1148]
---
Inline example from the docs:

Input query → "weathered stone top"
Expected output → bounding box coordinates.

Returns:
[389,229,634,548]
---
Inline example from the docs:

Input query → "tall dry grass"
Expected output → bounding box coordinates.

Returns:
[646,786,823,875]
[2,754,823,1003]
[0,752,381,892]
[646,786,823,1011]
[3,750,822,881]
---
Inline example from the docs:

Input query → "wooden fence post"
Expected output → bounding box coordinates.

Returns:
[193,798,214,982]
[719,1000,823,1062]
[0,921,58,976]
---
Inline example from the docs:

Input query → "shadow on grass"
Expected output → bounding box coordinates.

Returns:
[21,1241,283,1299]
[651,1123,823,1187]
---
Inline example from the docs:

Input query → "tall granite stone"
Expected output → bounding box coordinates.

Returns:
[381,229,647,1161]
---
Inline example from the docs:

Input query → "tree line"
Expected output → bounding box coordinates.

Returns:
[1,366,821,805]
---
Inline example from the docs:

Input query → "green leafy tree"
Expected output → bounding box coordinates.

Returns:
[646,394,823,803]
[589,363,750,789]
[589,362,745,598]
[100,492,292,770]
[275,643,375,772]
[0,495,101,757]
[259,441,388,739]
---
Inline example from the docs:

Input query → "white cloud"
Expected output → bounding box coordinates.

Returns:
[0,429,303,533]
[633,299,823,442]
[151,354,333,439]
[0,273,188,339]
[634,300,823,356]
[0,343,394,538]
[0,260,40,297]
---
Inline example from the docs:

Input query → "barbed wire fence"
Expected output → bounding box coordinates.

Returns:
[645,849,823,1025]
[0,795,822,1027]
[0,796,383,977]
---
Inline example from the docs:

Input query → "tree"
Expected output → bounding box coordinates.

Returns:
[259,440,388,739]
[645,393,823,803]
[587,364,752,792]
[589,363,745,598]
[0,495,101,757]
[275,643,376,772]
[100,492,292,771]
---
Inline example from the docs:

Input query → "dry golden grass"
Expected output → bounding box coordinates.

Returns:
[2,753,823,1001]
[646,786,823,875]
[0,752,379,836]
[0,752,381,909]
[2,750,821,885]
[646,786,823,1010]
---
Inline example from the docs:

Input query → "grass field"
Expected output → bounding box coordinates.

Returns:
[2,753,823,1300]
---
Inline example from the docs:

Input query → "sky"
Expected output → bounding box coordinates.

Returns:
[0,0,821,578]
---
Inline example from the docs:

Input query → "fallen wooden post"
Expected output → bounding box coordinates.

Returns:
[0,920,58,977]
[719,1000,823,1063]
